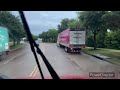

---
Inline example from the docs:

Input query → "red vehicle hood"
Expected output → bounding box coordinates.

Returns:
[17,75,89,79]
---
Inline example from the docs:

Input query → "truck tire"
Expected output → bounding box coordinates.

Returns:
[65,47,70,53]
[57,43,60,47]
[79,51,81,54]
[78,50,81,54]
[5,51,9,55]
[59,44,62,48]
[56,43,59,47]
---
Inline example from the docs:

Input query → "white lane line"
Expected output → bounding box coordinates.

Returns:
[3,52,26,65]
[4,60,10,64]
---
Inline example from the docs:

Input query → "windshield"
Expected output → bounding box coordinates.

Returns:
[0,11,120,79]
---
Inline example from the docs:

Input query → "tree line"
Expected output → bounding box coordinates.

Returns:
[39,29,58,42]
[78,11,120,50]
[38,19,81,43]
[0,11,26,46]
[39,11,120,50]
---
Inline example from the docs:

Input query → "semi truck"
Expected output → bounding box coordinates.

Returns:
[57,28,86,53]
[0,26,9,56]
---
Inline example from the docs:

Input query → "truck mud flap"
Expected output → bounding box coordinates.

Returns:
[65,47,70,53]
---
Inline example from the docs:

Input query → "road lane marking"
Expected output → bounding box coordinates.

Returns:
[33,68,38,77]
[29,59,44,77]
[4,60,10,64]
[29,43,45,77]
[3,53,26,65]
[29,59,43,77]
[29,65,37,77]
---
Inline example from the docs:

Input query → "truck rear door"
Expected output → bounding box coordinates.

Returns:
[70,30,85,45]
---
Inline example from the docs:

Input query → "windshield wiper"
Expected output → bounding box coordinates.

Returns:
[19,11,60,79]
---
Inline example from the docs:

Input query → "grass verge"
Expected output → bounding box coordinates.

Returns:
[82,47,120,63]
[10,43,24,50]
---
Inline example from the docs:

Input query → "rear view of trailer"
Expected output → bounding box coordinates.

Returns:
[0,27,9,56]
[57,28,86,53]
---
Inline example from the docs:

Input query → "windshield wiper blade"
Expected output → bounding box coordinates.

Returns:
[19,11,60,79]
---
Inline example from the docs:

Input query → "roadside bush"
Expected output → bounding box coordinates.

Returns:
[86,34,94,47]
[104,30,120,49]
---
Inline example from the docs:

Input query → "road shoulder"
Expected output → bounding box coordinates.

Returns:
[82,50,120,66]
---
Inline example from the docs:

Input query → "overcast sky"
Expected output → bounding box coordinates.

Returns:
[12,11,78,35]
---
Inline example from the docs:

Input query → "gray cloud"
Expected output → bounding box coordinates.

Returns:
[12,11,78,35]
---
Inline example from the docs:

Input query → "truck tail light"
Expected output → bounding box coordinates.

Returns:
[69,44,73,48]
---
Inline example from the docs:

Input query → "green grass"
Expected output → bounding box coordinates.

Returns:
[82,47,120,63]
[10,44,24,50]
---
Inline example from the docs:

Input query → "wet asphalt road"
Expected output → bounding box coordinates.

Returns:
[0,43,120,79]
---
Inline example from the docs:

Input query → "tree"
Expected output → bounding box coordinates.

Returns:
[32,34,39,40]
[78,11,107,50]
[39,32,48,42]
[0,11,25,46]
[58,18,82,33]
[57,18,70,33]
[47,29,58,42]
[104,30,120,49]
[86,34,94,47]
[39,29,58,43]
[102,11,120,30]
[68,19,81,29]
[96,30,106,48]
[98,11,120,49]
[39,32,45,42]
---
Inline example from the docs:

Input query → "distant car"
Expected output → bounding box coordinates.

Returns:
[20,41,25,44]
[38,38,42,43]
[35,40,39,46]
